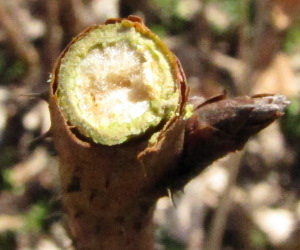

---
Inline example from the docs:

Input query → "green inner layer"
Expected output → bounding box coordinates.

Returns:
[57,21,180,145]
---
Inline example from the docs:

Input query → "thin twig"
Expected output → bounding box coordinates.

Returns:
[0,2,40,86]
[241,0,279,94]
[205,2,277,248]
[58,0,88,43]
[43,0,63,72]
[205,151,244,250]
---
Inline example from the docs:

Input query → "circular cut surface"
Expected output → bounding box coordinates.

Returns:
[57,22,179,145]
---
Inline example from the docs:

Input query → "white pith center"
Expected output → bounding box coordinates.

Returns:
[75,41,160,126]
[58,24,180,145]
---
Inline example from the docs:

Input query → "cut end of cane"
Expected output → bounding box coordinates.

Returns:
[55,18,182,145]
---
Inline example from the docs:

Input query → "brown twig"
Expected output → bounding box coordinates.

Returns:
[0,2,40,86]
[205,151,244,250]
[43,0,63,72]
[204,1,286,247]
[241,0,281,94]
[58,0,88,44]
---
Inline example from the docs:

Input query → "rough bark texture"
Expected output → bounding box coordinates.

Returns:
[48,16,290,250]
[165,94,290,192]
[49,95,186,249]
[49,16,189,250]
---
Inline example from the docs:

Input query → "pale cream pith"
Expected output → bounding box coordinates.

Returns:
[57,23,180,145]
[77,41,159,126]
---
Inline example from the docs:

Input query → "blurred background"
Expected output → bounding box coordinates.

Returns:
[0,0,300,249]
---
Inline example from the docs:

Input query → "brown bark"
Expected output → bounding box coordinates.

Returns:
[49,16,188,249]
[48,16,290,250]
[49,94,186,249]
[154,94,290,193]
